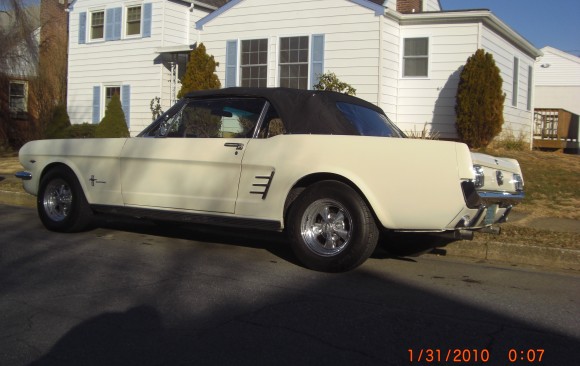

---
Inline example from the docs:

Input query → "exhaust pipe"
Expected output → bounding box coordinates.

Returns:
[434,229,474,241]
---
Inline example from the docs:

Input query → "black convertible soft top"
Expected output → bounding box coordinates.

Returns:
[184,87,386,135]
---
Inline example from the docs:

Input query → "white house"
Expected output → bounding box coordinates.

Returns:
[67,0,542,141]
[535,46,580,116]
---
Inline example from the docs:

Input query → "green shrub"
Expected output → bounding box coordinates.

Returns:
[64,123,97,138]
[313,72,356,95]
[455,49,505,148]
[45,105,71,139]
[95,94,130,138]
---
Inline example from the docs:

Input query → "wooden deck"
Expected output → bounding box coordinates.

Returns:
[533,108,579,151]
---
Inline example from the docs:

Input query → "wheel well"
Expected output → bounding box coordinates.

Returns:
[283,173,378,226]
[40,162,74,181]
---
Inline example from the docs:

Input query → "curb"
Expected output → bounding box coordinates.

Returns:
[0,189,578,272]
[438,240,580,271]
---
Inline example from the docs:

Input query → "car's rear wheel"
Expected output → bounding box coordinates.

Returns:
[37,166,92,232]
[287,181,379,272]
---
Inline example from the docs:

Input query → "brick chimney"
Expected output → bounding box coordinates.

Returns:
[397,0,422,13]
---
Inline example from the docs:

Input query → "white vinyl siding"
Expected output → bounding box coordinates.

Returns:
[198,0,381,102]
[68,1,162,134]
[535,47,580,115]
[481,26,536,140]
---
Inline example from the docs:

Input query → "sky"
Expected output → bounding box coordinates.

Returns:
[440,0,580,56]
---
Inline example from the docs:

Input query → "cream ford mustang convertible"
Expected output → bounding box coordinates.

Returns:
[17,88,524,272]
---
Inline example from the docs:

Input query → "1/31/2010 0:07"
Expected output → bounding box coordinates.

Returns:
[408,348,545,363]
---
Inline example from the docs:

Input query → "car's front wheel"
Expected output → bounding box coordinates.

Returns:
[37,166,92,232]
[287,181,379,272]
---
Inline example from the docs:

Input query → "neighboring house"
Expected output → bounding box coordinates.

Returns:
[0,5,40,123]
[1,0,69,147]
[535,47,580,115]
[67,0,542,142]
[533,46,580,151]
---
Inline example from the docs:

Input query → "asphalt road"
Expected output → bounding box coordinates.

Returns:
[0,204,579,366]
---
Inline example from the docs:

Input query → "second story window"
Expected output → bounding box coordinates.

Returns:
[241,39,268,87]
[90,11,104,40]
[126,6,142,36]
[279,36,309,89]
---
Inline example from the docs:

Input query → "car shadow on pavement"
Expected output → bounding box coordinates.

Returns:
[92,214,454,268]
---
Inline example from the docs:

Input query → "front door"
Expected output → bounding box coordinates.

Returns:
[120,97,267,213]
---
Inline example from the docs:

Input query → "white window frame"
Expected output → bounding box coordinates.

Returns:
[278,35,310,90]
[402,37,429,78]
[125,3,143,38]
[240,38,268,88]
[103,85,121,116]
[9,80,28,113]
[89,9,105,41]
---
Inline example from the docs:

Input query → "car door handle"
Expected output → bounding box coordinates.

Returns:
[224,142,244,150]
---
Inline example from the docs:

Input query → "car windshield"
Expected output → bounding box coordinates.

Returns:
[336,102,405,138]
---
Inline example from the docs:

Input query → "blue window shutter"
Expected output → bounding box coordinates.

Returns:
[105,8,121,41]
[225,40,238,87]
[114,8,122,40]
[78,12,86,44]
[92,86,101,123]
[121,85,131,128]
[310,34,325,89]
[142,3,152,38]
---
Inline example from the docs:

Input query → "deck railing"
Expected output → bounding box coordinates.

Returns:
[533,108,579,150]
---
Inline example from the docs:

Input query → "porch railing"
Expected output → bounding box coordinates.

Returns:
[533,108,579,150]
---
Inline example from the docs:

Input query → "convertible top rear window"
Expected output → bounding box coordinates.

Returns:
[336,102,405,138]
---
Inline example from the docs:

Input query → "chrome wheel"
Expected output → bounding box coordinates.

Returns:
[300,199,353,257]
[42,178,73,222]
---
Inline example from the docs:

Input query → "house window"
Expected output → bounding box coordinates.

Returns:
[279,36,309,89]
[527,65,533,111]
[90,10,104,40]
[105,86,121,107]
[9,81,27,113]
[512,57,519,107]
[126,5,141,36]
[403,38,429,77]
[241,39,268,87]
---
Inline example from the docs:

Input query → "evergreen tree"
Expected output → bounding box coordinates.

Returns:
[45,105,71,139]
[177,43,221,98]
[95,93,130,138]
[455,49,505,148]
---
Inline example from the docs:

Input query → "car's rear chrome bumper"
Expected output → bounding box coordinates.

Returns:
[461,181,524,209]
[15,171,32,181]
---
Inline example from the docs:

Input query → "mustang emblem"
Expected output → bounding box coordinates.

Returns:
[89,175,106,186]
